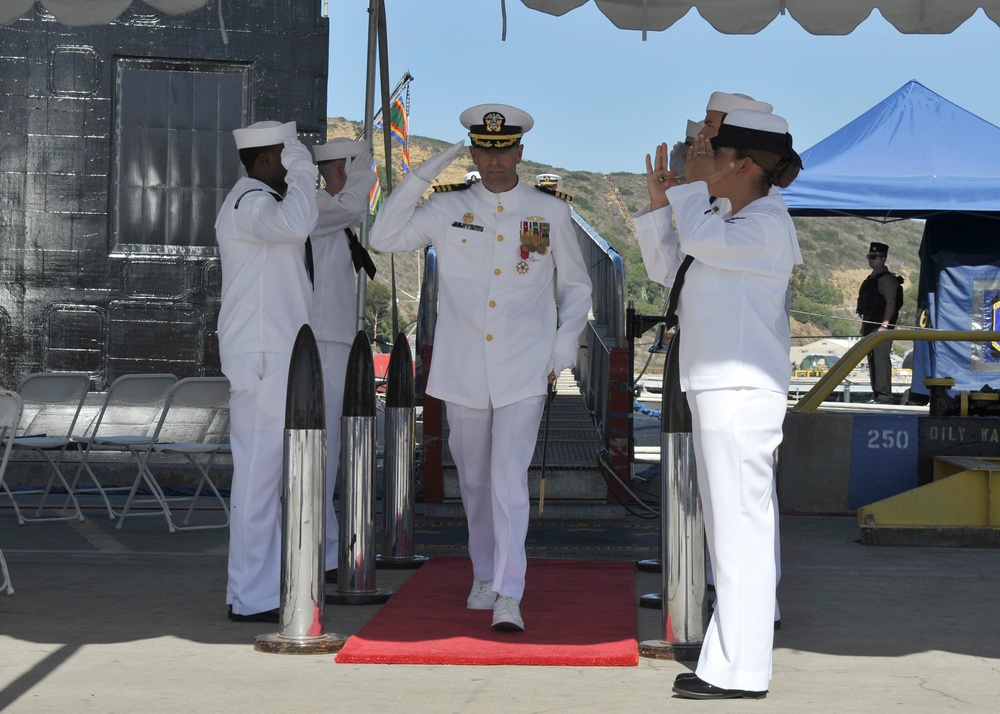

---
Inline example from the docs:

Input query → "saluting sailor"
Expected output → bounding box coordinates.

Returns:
[216,120,318,623]
[370,103,592,632]
[641,108,804,700]
[310,137,379,584]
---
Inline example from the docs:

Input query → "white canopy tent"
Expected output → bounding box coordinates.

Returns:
[10,1,1000,34]
[519,0,1000,36]
[0,0,209,26]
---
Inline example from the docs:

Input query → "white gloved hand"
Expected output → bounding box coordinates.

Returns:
[413,140,466,181]
[346,152,372,177]
[281,137,315,172]
[344,160,377,195]
[669,140,688,178]
[549,347,576,381]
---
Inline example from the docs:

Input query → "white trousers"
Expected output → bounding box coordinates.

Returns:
[317,340,349,571]
[705,467,782,622]
[688,387,786,692]
[446,395,546,602]
[224,352,287,615]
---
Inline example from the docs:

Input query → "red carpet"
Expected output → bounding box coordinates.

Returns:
[334,557,638,666]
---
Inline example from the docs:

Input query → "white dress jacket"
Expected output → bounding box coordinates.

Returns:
[310,171,375,345]
[371,176,592,409]
[635,181,801,394]
[215,173,317,359]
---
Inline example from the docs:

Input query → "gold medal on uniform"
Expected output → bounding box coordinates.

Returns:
[517,244,530,274]
[464,212,474,224]
[520,219,550,255]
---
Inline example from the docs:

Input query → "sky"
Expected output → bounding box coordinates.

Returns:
[326,1,1000,174]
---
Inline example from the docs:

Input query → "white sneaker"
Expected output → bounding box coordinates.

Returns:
[466,579,495,609]
[491,595,525,632]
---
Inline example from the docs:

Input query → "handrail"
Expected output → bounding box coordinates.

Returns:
[570,209,627,349]
[416,245,437,348]
[791,329,1000,413]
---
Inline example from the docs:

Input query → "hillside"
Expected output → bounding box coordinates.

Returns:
[326,117,924,352]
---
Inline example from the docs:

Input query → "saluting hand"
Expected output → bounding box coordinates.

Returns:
[645,142,679,209]
[685,135,734,187]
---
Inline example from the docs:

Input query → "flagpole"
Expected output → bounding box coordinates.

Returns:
[356,0,381,335]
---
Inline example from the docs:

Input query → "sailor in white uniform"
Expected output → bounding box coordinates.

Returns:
[370,104,592,632]
[216,120,318,622]
[640,110,803,699]
[635,91,785,630]
[310,138,378,581]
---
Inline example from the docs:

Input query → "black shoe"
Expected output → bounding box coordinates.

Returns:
[675,672,698,682]
[227,606,279,623]
[325,569,338,584]
[672,675,767,700]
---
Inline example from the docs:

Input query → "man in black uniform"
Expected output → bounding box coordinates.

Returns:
[857,241,903,404]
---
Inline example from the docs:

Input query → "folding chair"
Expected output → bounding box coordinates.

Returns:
[2,373,90,524]
[0,390,25,595]
[70,374,178,519]
[116,377,231,532]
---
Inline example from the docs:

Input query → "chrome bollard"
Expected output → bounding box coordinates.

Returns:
[640,330,706,661]
[326,331,392,606]
[256,324,346,654]
[377,332,427,569]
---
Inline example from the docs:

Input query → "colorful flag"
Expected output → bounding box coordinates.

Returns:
[375,92,411,176]
[369,159,382,216]
[389,96,410,174]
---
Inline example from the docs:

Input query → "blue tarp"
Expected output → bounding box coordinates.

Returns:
[780,81,1000,216]
[910,214,1000,396]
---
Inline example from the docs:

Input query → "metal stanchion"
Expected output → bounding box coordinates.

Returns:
[256,325,346,654]
[640,330,706,661]
[377,332,427,569]
[326,331,392,605]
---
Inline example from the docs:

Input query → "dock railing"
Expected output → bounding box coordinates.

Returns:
[570,210,632,499]
[791,329,1000,413]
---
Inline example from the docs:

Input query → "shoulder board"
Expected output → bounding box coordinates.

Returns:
[535,184,572,202]
[432,182,472,193]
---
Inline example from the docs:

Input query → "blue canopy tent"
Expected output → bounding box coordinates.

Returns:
[780,80,1000,398]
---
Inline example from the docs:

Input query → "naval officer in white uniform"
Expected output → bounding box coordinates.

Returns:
[216,120,318,622]
[641,110,802,699]
[370,104,592,632]
[310,138,378,582]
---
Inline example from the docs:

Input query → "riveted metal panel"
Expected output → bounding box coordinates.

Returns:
[0,1,329,387]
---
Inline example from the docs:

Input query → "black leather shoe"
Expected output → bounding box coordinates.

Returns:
[227,606,279,623]
[675,672,698,683]
[672,675,767,700]
[325,569,338,584]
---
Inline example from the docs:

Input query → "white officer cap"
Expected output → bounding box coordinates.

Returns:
[313,137,368,163]
[686,120,704,140]
[233,120,297,150]
[705,92,773,115]
[460,104,534,149]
